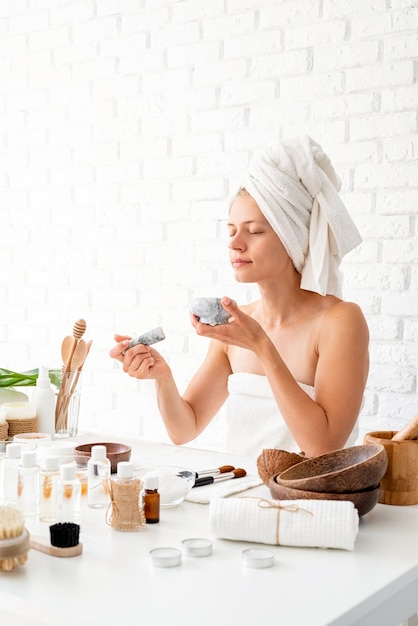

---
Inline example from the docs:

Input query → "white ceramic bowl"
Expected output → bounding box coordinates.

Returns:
[134,465,195,507]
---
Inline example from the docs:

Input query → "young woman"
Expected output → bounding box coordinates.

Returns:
[110,136,369,458]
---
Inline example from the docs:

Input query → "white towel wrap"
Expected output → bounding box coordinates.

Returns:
[209,496,359,551]
[242,135,362,296]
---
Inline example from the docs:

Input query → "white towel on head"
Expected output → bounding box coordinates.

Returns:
[209,496,359,551]
[243,135,362,296]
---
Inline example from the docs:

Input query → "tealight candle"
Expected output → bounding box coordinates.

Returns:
[149,547,182,568]
[1,402,37,420]
[242,548,275,569]
[181,538,213,557]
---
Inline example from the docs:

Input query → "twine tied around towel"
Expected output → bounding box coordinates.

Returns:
[239,496,314,545]
[106,477,146,531]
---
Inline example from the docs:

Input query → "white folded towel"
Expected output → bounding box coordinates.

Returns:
[185,475,263,504]
[243,135,362,296]
[209,496,359,550]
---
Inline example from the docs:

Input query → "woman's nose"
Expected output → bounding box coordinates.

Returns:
[228,232,245,251]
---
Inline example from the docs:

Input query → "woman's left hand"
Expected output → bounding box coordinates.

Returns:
[190,296,265,351]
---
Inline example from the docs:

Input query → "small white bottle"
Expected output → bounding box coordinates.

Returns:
[17,450,40,517]
[32,366,56,437]
[87,445,111,509]
[39,456,60,523]
[56,463,81,523]
[2,443,21,506]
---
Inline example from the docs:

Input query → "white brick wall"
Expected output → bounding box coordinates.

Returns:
[0,0,417,449]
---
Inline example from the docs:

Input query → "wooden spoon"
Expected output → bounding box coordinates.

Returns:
[391,413,418,441]
[61,335,73,366]
[69,339,88,371]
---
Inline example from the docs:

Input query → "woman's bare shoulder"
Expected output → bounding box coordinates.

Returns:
[320,298,369,340]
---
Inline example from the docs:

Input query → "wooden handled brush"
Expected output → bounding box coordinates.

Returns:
[30,523,82,558]
[0,506,29,571]
[0,508,82,568]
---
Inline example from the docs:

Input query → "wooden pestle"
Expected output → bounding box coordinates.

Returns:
[391,412,418,441]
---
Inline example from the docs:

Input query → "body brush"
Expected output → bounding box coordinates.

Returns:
[0,505,29,571]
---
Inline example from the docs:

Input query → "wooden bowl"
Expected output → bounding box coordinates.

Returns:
[74,442,131,473]
[274,444,388,494]
[256,449,304,485]
[269,476,381,517]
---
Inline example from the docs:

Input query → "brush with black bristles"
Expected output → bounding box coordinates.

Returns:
[30,523,82,558]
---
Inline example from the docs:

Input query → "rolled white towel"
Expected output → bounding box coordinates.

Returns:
[209,496,359,551]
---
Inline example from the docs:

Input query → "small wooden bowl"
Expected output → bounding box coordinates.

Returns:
[269,476,381,517]
[74,442,131,473]
[274,444,387,494]
[256,449,304,485]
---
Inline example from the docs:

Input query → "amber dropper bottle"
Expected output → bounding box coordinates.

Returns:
[143,473,160,524]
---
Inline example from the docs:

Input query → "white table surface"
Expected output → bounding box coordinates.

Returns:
[1,433,418,626]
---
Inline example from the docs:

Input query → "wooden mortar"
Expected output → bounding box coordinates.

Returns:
[364,426,418,505]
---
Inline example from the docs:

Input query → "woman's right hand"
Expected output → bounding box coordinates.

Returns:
[109,333,170,381]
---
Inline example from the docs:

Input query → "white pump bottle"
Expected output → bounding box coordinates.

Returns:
[32,366,56,437]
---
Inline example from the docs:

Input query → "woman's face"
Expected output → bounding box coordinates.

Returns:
[227,192,290,284]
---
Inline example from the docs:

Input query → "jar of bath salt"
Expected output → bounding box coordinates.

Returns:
[107,461,145,531]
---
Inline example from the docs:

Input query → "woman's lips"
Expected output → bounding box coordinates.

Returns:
[231,258,251,268]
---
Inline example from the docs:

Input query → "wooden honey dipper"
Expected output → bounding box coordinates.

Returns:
[62,319,87,375]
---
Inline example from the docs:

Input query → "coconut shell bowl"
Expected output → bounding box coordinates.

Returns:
[269,444,388,517]
[74,442,131,474]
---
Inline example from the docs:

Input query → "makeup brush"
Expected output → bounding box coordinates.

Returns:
[193,468,247,488]
[195,465,235,478]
